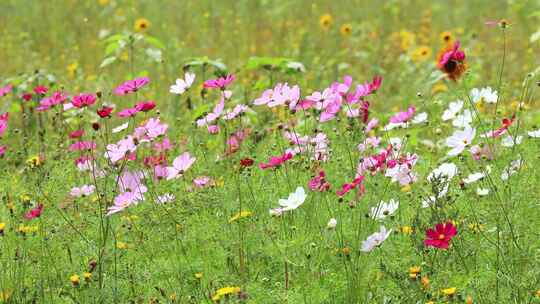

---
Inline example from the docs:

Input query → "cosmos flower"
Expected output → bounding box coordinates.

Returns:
[0,112,8,137]
[113,77,150,95]
[259,152,293,169]
[308,170,331,192]
[0,84,12,97]
[203,74,235,90]
[437,41,466,81]
[470,87,498,104]
[370,199,399,220]
[361,226,392,252]
[327,218,337,229]
[36,91,67,111]
[463,172,485,184]
[135,100,156,112]
[269,186,307,216]
[97,106,114,118]
[25,204,44,220]
[253,83,300,109]
[390,106,416,124]
[166,152,196,179]
[445,126,475,156]
[336,176,365,197]
[170,72,196,95]
[70,185,96,197]
[442,100,464,121]
[156,193,175,204]
[104,136,137,163]
[452,109,472,128]
[424,222,457,249]
[71,93,96,108]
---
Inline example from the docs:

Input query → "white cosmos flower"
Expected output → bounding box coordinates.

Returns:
[112,122,129,133]
[412,112,428,124]
[446,126,476,156]
[427,163,458,182]
[170,72,196,95]
[156,193,175,204]
[269,187,307,215]
[452,109,472,128]
[477,187,490,196]
[470,87,498,104]
[370,199,399,220]
[501,159,523,181]
[463,172,484,184]
[361,226,392,252]
[501,135,523,147]
[327,218,337,229]
[442,100,464,121]
[527,129,540,138]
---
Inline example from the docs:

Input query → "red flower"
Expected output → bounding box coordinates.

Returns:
[97,106,114,118]
[22,93,33,101]
[25,204,44,220]
[336,175,365,197]
[33,86,48,95]
[69,129,84,139]
[424,222,457,249]
[437,41,467,81]
[240,158,254,167]
[135,101,156,112]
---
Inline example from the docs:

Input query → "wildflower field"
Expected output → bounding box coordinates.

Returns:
[2,0,540,303]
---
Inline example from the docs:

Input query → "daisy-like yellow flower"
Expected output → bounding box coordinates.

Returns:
[0,222,5,235]
[411,46,432,62]
[17,225,38,235]
[442,287,457,297]
[195,272,203,279]
[26,155,43,168]
[134,18,150,32]
[67,62,78,77]
[116,241,129,249]
[319,14,333,30]
[212,286,241,302]
[421,276,430,289]
[399,30,416,51]
[340,24,352,36]
[229,211,252,223]
[431,83,448,95]
[467,223,485,233]
[409,266,421,279]
[83,272,92,282]
[439,31,453,46]
[401,185,412,193]
[399,226,414,234]
[70,274,80,286]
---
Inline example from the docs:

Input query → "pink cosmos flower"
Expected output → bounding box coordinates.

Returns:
[336,176,365,197]
[193,176,212,188]
[133,118,168,142]
[0,84,12,97]
[259,152,293,169]
[0,112,8,137]
[197,97,225,127]
[319,99,342,122]
[365,118,379,133]
[114,77,150,95]
[36,91,68,111]
[166,152,196,179]
[389,106,416,123]
[69,129,84,139]
[135,100,156,112]
[117,107,139,118]
[33,85,48,95]
[104,136,137,163]
[203,74,235,89]
[69,141,96,151]
[70,185,96,197]
[207,125,220,134]
[308,171,331,192]
[71,93,96,108]
[0,145,6,157]
[25,204,44,220]
[253,83,300,109]
[153,137,173,152]
[424,222,457,249]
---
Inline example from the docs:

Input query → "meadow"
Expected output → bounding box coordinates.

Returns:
[1,0,540,303]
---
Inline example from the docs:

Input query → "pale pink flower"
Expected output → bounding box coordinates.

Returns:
[166,152,196,179]
[70,185,96,197]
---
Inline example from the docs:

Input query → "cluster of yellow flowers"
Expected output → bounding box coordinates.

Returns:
[212,286,241,302]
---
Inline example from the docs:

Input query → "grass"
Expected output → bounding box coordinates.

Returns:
[1,0,540,303]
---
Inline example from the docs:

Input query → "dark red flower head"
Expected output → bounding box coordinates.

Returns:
[424,221,457,249]
[97,106,114,118]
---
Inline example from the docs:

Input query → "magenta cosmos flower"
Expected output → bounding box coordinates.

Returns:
[389,106,416,124]
[0,112,8,137]
[259,152,293,169]
[424,222,457,249]
[0,84,13,97]
[203,74,235,90]
[72,93,96,108]
[114,77,150,95]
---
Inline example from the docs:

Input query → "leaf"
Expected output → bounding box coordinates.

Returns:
[99,56,117,68]
[145,35,166,49]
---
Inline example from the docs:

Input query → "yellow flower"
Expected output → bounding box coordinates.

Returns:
[401,185,412,193]
[421,276,430,289]
[467,223,485,233]
[117,242,129,249]
[536,289,540,298]
[431,83,448,95]
[409,266,421,279]
[319,14,333,29]
[26,155,43,168]
[17,225,38,234]
[411,46,432,62]
[70,274,80,286]
[212,286,241,301]
[83,272,92,282]
[0,222,5,234]
[399,30,415,51]
[400,226,413,234]
[229,211,252,223]
[67,62,78,77]
[0,290,12,301]
[340,24,352,36]
[442,287,457,296]
[134,18,151,32]
[439,31,453,45]
[195,272,203,279]
[98,0,109,5]
[466,295,474,304]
